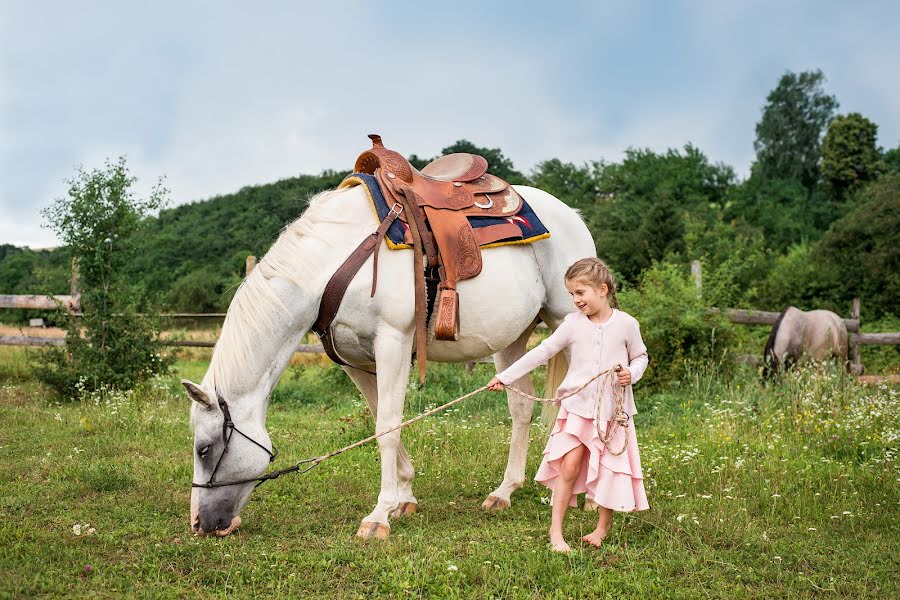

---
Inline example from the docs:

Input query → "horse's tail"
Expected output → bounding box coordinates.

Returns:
[539,353,569,432]
[762,307,790,383]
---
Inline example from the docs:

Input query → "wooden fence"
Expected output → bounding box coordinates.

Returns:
[1,257,897,374]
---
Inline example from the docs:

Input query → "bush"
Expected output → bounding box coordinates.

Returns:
[36,157,175,398]
[757,242,836,312]
[166,268,227,312]
[619,261,735,388]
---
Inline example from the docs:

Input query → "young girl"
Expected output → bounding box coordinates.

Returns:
[487,257,650,552]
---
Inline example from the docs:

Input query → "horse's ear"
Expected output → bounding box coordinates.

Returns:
[182,379,214,409]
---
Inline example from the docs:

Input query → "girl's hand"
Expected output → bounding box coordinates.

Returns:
[487,377,505,391]
[617,368,632,386]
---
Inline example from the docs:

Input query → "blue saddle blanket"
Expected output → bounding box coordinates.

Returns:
[341,173,550,250]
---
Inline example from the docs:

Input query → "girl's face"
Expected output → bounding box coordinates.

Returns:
[565,277,610,316]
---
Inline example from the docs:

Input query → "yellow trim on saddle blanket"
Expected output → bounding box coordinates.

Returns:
[341,175,412,250]
[340,175,551,251]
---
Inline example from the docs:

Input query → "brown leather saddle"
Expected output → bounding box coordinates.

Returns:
[313,134,523,382]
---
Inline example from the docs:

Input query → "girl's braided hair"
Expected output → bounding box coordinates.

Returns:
[564,257,620,309]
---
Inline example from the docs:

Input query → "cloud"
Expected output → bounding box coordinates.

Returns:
[2,1,899,248]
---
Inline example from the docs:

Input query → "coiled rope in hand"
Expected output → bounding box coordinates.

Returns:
[501,364,630,456]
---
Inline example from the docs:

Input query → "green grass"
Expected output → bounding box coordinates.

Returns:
[0,347,897,598]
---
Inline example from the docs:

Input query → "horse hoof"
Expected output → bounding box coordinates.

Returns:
[583,499,600,511]
[480,495,510,511]
[391,502,418,517]
[355,522,390,540]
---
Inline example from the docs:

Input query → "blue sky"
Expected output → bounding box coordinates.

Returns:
[1,1,898,247]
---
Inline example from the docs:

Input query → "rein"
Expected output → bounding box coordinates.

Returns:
[192,365,630,489]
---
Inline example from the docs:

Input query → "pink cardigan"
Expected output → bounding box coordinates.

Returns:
[495,309,649,420]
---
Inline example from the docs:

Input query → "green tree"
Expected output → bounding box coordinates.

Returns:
[592,145,734,281]
[814,174,900,317]
[724,176,832,252]
[753,70,839,190]
[38,157,173,397]
[530,158,601,214]
[639,196,685,263]
[883,144,900,175]
[821,113,885,202]
[757,242,834,313]
[167,268,227,313]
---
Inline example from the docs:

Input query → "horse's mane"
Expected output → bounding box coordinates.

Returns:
[207,186,362,397]
[762,306,791,380]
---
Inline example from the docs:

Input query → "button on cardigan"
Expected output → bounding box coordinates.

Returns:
[495,309,649,420]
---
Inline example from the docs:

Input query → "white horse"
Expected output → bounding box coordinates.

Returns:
[183,181,594,538]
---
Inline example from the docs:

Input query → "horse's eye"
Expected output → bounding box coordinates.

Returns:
[198,445,211,458]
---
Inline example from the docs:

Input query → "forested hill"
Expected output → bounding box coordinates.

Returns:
[129,170,350,312]
[2,70,898,319]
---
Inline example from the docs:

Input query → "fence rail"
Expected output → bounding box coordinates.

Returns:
[0,294,80,311]
[707,307,860,333]
[2,258,897,375]
[0,335,65,347]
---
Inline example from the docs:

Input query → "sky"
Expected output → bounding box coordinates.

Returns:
[1,1,898,248]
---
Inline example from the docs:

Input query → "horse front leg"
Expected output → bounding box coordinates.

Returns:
[356,328,414,539]
[342,365,418,518]
[483,322,538,511]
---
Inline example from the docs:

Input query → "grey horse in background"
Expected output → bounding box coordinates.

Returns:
[762,306,849,381]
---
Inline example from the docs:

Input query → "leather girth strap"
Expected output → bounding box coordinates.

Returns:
[312,202,403,374]
[395,184,429,384]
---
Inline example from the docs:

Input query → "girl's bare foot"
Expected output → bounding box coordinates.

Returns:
[549,533,571,553]
[581,525,609,548]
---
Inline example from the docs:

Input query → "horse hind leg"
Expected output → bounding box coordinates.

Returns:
[341,365,418,523]
[482,318,541,511]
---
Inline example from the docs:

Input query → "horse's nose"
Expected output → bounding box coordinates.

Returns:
[198,511,224,533]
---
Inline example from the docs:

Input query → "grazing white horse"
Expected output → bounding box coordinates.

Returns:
[183,181,594,538]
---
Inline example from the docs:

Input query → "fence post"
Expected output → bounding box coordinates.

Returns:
[245,255,257,277]
[850,297,862,375]
[691,260,702,292]
[70,257,79,296]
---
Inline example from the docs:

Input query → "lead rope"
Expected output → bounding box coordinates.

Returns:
[197,366,628,488]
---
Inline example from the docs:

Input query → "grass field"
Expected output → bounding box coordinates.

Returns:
[0,346,897,598]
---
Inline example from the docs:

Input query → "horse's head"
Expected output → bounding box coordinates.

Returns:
[183,379,274,536]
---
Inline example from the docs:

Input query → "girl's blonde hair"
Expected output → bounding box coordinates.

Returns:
[564,257,620,309]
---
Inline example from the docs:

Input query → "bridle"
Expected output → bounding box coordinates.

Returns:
[191,396,281,489]
[193,200,407,491]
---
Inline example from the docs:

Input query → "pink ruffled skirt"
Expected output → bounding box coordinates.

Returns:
[535,406,650,511]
